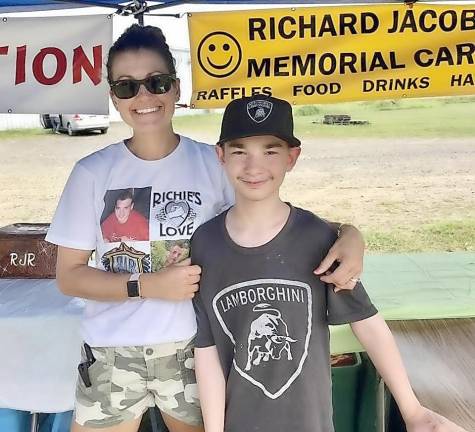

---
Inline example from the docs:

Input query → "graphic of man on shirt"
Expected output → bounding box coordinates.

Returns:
[101,189,149,243]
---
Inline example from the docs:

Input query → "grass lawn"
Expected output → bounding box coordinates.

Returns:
[365,220,475,252]
[0,128,49,139]
[295,96,475,139]
[174,96,475,140]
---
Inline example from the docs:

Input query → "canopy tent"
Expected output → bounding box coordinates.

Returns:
[0,0,466,28]
[0,0,426,9]
[0,0,458,14]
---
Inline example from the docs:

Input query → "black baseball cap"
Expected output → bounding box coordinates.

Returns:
[217,95,301,147]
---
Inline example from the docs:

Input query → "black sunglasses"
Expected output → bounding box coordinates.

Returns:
[110,74,176,99]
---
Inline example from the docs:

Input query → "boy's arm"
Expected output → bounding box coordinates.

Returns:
[315,222,364,292]
[351,314,420,419]
[351,314,468,432]
[195,346,226,432]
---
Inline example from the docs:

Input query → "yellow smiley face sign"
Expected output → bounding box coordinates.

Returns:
[197,31,242,78]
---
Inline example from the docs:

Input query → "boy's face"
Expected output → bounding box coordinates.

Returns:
[216,135,301,202]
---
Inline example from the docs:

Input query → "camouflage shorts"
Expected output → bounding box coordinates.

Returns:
[74,337,202,429]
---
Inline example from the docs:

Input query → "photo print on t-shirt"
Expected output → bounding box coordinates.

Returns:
[100,187,151,243]
[212,279,312,399]
[151,239,190,272]
[101,242,151,274]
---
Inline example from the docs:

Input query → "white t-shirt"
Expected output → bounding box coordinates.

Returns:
[46,136,234,347]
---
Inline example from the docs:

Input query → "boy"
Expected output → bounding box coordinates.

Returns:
[191,95,465,432]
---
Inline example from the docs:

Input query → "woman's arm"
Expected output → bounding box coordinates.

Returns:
[195,346,226,432]
[56,246,201,301]
[315,223,365,291]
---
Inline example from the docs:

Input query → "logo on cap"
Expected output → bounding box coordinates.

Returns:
[247,100,273,124]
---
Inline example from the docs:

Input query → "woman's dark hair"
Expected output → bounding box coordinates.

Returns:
[107,24,176,83]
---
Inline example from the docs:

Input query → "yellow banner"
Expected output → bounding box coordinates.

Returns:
[188,4,475,108]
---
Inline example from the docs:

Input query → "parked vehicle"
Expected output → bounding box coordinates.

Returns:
[39,114,109,135]
[39,114,53,129]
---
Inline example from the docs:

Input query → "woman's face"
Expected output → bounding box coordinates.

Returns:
[109,48,180,134]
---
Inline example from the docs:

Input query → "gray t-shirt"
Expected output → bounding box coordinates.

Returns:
[192,206,377,432]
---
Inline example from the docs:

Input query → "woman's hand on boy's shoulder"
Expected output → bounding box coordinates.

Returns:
[405,406,468,432]
[314,224,364,292]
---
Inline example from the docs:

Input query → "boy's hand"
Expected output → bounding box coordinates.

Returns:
[314,224,364,291]
[143,258,201,300]
[405,406,468,432]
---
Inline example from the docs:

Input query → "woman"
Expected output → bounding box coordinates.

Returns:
[46,24,365,432]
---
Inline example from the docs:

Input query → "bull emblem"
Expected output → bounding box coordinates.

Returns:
[254,108,266,121]
[245,303,297,371]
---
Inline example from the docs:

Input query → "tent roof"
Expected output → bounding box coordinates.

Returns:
[0,0,466,13]
[0,0,122,10]
[2,0,136,12]
[0,0,436,13]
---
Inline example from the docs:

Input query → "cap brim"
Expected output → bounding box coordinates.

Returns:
[217,132,301,147]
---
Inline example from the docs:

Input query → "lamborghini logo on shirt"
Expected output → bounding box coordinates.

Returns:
[213,279,312,399]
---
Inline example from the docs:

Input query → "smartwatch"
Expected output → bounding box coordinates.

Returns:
[127,273,142,298]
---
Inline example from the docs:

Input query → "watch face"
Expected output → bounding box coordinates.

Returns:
[127,280,140,297]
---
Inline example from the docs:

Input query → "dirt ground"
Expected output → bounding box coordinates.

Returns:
[0,122,473,232]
